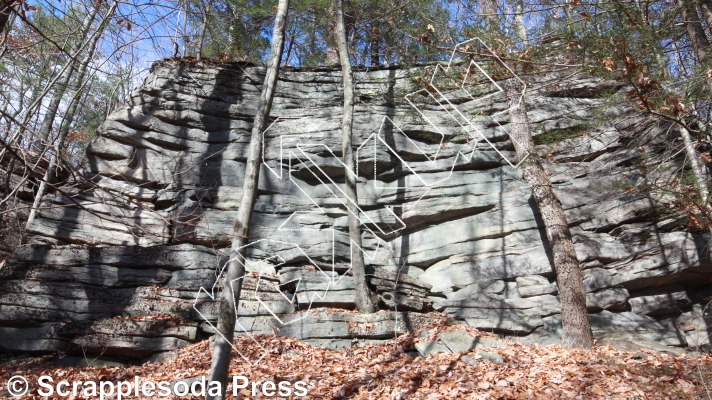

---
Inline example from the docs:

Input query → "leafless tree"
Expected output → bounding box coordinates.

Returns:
[205,0,290,398]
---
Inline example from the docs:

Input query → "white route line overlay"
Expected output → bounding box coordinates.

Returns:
[193,37,529,365]
[193,239,335,367]
[404,37,530,168]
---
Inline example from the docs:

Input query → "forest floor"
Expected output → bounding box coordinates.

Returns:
[1,321,711,399]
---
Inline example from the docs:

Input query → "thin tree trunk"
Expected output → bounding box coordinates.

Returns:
[181,0,189,56]
[481,0,499,35]
[514,0,527,45]
[34,0,102,153]
[172,0,183,57]
[283,32,294,66]
[678,0,712,92]
[334,0,376,314]
[699,0,712,33]
[35,74,75,152]
[677,0,712,226]
[197,0,210,61]
[205,0,289,398]
[482,0,593,349]
[25,1,115,230]
[370,31,380,66]
[505,78,593,349]
[325,4,339,65]
[682,126,709,203]
[679,0,711,58]
[0,0,111,209]
[563,0,574,35]
[680,125,712,234]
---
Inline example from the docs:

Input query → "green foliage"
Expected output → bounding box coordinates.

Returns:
[0,2,132,166]
[185,0,451,66]
[555,0,702,121]
[184,0,275,62]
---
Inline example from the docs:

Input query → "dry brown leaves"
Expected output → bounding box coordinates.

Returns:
[2,322,711,400]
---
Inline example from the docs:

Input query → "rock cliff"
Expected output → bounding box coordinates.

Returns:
[1,59,710,360]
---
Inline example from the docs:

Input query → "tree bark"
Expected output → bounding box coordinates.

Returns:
[205,0,289,398]
[679,0,711,58]
[283,33,295,66]
[680,124,712,234]
[677,0,712,92]
[334,0,376,314]
[505,78,592,348]
[480,0,500,36]
[196,0,210,61]
[682,126,709,203]
[699,0,712,33]
[481,0,593,349]
[514,0,527,45]
[677,0,712,227]
[370,29,380,66]
[325,4,339,65]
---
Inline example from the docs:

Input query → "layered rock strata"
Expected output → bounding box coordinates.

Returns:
[0,59,710,358]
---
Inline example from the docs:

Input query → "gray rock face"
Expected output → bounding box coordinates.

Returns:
[438,331,509,353]
[415,329,509,357]
[1,60,710,358]
[516,275,558,297]
[415,339,451,356]
[629,285,691,316]
[676,304,711,349]
[587,288,630,312]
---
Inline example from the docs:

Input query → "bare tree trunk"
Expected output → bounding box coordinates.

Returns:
[514,0,527,45]
[2,0,113,215]
[181,0,189,56]
[205,0,289,398]
[34,0,102,153]
[481,0,499,35]
[482,0,593,349]
[505,79,593,349]
[172,0,183,57]
[679,0,711,57]
[699,0,712,32]
[682,125,709,203]
[35,75,75,152]
[325,4,339,65]
[680,125,712,234]
[370,28,380,66]
[334,0,376,314]
[564,3,573,30]
[676,0,712,227]
[678,0,712,91]
[197,0,210,61]
[25,1,116,230]
[283,32,295,66]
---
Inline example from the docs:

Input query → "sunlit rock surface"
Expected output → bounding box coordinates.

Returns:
[1,60,710,357]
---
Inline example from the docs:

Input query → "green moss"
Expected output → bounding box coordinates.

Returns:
[533,125,589,145]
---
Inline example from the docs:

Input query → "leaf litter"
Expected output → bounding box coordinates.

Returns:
[1,320,711,399]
